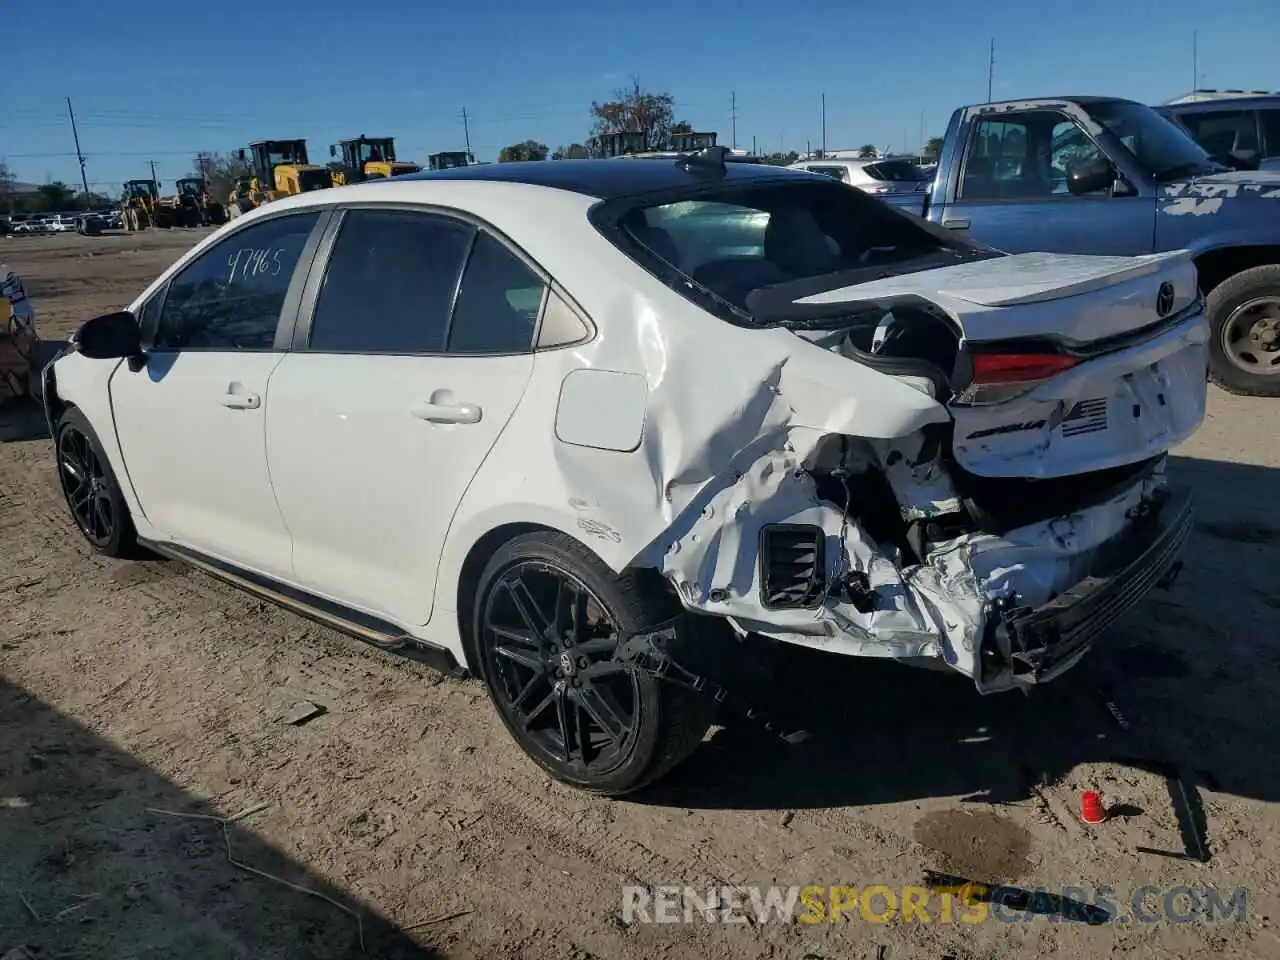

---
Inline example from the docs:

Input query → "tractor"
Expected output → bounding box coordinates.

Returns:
[329,136,421,185]
[161,177,227,227]
[227,140,332,218]
[119,180,177,231]
[428,151,474,171]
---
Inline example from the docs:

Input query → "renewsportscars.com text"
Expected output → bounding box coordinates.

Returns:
[622,884,1248,925]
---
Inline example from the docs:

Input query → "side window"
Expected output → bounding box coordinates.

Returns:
[447,232,547,355]
[153,212,320,351]
[1259,110,1280,158]
[137,288,165,342]
[962,112,1105,201]
[1180,109,1259,158]
[1260,109,1280,158]
[308,209,474,353]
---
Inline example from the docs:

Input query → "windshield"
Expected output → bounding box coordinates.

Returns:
[1084,100,1224,179]
[609,179,988,326]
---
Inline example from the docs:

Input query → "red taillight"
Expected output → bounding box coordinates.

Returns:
[958,352,1081,405]
[971,352,1080,384]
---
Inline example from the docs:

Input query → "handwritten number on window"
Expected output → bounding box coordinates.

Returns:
[226,246,287,284]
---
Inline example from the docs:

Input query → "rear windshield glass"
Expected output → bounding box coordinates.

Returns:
[607,179,980,325]
[865,160,931,181]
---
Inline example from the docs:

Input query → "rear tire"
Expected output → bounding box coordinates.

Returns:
[1205,264,1280,397]
[54,408,140,558]
[469,531,714,796]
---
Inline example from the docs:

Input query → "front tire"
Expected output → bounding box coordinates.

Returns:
[55,408,139,557]
[1205,264,1280,397]
[470,532,713,796]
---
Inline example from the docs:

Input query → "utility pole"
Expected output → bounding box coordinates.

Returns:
[461,107,472,160]
[65,97,90,207]
[751,134,756,157]
[730,91,737,150]
[918,109,925,155]
[820,94,826,158]
[986,38,995,101]
[149,159,158,186]
[1192,30,1199,92]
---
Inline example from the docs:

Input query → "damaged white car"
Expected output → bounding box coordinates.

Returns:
[46,149,1207,795]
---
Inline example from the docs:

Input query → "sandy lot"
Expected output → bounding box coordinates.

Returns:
[2,230,1280,959]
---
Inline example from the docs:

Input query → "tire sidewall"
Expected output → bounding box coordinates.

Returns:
[470,534,669,794]
[55,408,133,555]
[1206,267,1280,397]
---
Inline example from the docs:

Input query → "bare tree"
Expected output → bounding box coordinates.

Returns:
[0,160,15,214]
[590,78,676,151]
[189,151,252,199]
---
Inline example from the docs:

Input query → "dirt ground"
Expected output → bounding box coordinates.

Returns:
[3,230,1280,960]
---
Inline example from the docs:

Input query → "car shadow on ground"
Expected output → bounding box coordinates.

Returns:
[0,677,439,959]
[640,453,1280,813]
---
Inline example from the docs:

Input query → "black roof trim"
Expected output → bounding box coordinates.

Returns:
[390,158,814,200]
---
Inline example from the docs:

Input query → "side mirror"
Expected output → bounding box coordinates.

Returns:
[73,311,142,361]
[1066,156,1117,196]
[329,144,337,158]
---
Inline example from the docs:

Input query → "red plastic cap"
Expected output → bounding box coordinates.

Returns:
[1080,790,1107,824]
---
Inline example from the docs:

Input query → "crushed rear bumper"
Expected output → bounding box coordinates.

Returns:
[981,486,1193,687]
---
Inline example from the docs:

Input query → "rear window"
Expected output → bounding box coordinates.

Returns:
[864,160,931,182]
[607,179,979,325]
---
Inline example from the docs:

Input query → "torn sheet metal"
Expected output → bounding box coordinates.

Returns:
[527,227,1204,693]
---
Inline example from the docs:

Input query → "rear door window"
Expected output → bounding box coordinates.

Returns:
[308,209,474,353]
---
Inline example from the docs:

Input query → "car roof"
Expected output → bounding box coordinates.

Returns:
[386,157,814,200]
[1161,95,1280,112]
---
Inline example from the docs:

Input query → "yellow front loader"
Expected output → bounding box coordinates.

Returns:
[329,136,422,185]
[227,140,332,217]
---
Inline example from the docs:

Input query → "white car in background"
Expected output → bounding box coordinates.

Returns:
[44,149,1206,795]
[789,157,933,210]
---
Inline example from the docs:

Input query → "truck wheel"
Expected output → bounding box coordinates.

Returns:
[469,531,714,796]
[1206,264,1280,397]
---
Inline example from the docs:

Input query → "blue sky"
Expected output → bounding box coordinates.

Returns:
[2,0,1276,190]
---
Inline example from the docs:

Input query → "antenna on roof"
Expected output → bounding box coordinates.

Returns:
[675,144,731,176]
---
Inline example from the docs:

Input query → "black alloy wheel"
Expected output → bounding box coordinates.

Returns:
[54,409,138,557]
[472,532,714,795]
[481,561,640,775]
[57,423,115,546]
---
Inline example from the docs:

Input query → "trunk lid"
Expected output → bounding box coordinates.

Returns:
[796,250,1201,344]
[791,250,1209,480]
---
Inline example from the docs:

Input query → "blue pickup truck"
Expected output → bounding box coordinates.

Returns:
[906,95,1280,396]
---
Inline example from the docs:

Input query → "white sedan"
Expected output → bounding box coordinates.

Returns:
[45,149,1207,794]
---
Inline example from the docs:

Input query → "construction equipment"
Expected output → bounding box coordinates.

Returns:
[119,179,177,231]
[1,266,41,405]
[428,151,474,171]
[227,140,332,217]
[329,136,422,185]
[160,177,227,227]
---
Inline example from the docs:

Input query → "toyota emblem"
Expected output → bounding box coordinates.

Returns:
[1156,281,1176,318]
